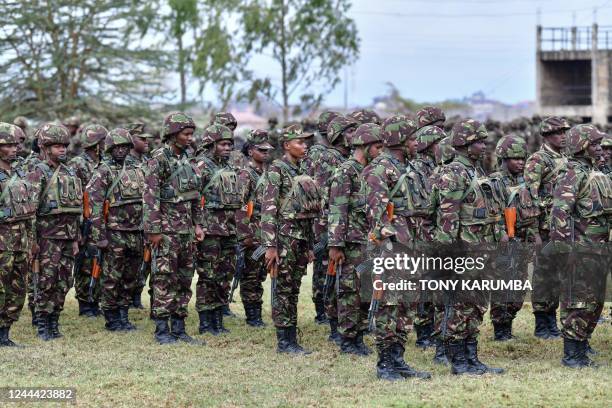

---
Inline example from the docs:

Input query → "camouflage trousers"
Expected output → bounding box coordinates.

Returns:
[150,233,195,320]
[434,300,487,343]
[312,252,327,306]
[490,248,529,325]
[337,243,368,338]
[532,236,560,313]
[100,231,142,311]
[272,236,309,328]
[0,250,28,328]
[35,238,75,315]
[74,257,100,303]
[196,235,237,312]
[374,302,412,349]
[240,245,266,306]
[413,302,435,328]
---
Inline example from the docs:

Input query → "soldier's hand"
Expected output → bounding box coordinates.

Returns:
[148,233,163,249]
[265,247,279,271]
[195,225,204,242]
[71,241,79,256]
[96,239,109,249]
[242,237,255,248]
[328,247,345,265]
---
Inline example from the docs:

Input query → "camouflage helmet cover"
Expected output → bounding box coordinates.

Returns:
[415,125,446,152]
[212,112,237,131]
[602,134,612,148]
[416,106,446,129]
[450,119,488,147]
[540,116,571,136]
[381,115,417,147]
[81,123,108,148]
[327,115,359,145]
[317,110,340,136]
[349,109,381,125]
[13,116,28,129]
[436,136,456,164]
[566,124,605,155]
[104,128,133,153]
[248,129,274,149]
[162,112,196,140]
[279,124,313,143]
[203,124,234,143]
[37,123,71,146]
[351,123,382,147]
[125,122,145,136]
[62,115,80,127]
[0,122,24,145]
[495,135,528,159]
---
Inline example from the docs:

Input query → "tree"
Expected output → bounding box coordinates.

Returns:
[0,0,168,122]
[241,0,359,122]
[166,0,198,107]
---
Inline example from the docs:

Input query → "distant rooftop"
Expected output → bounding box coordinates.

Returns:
[538,24,612,52]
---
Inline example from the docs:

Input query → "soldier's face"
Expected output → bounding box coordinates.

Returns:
[604,147,611,163]
[546,131,566,149]
[67,125,78,137]
[112,145,130,162]
[48,144,67,163]
[175,128,194,148]
[285,139,307,159]
[0,143,18,162]
[405,136,418,158]
[133,136,149,154]
[250,146,271,163]
[215,140,234,158]
[586,140,602,161]
[506,158,525,175]
[367,142,384,161]
[468,140,487,160]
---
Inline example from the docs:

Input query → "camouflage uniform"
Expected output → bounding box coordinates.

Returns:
[143,112,203,344]
[415,106,446,129]
[68,124,107,317]
[524,117,570,338]
[328,123,382,356]
[349,109,382,125]
[0,123,37,346]
[550,124,610,368]
[260,124,318,354]
[87,129,144,331]
[194,124,241,335]
[235,130,274,327]
[434,119,504,375]
[30,123,83,341]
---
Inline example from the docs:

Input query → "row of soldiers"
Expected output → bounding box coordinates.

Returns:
[0,107,610,381]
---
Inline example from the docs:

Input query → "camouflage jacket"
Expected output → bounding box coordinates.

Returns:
[260,156,315,246]
[301,143,327,177]
[435,154,502,244]
[412,154,437,242]
[21,152,44,173]
[524,143,568,232]
[87,158,144,243]
[236,161,264,243]
[143,144,203,235]
[328,158,368,246]
[0,164,36,251]
[195,154,237,237]
[363,151,413,245]
[125,152,150,166]
[29,161,81,240]
[550,157,611,245]
[69,152,98,188]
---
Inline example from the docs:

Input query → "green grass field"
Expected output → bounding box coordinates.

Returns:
[1,270,610,407]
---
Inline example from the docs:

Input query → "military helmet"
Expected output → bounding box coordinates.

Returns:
[567,124,606,155]
[36,123,71,146]
[80,124,108,148]
[436,136,456,164]
[247,129,274,149]
[317,111,340,136]
[0,122,23,145]
[349,109,381,125]
[381,115,417,147]
[495,135,528,159]
[126,122,145,136]
[327,115,359,145]
[450,119,488,147]
[416,106,446,129]
[203,124,234,143]
[351,123,382,147]
[212,112,237,131]
[104,128,133,153]
[279,124,313,143]
[540,116,570,136]
[62,115,81,127]
[602,135,612,148]
[415,125,446,152]
[162,112,196,140]
[13,116,28,129]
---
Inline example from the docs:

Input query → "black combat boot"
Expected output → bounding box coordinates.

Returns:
[328,318,341,346]
[355,331,372,355]
[103,309,122,332]
[562,338,597,368]
[533,312,550,339]
[170,316,203,345]
[244,303,259,327]
[376,347,404,381]
[287,326,311,355]
[314,298,328,325]
[48,312,63,339]
[465,338,504,374]
[90,301,101,317]
[414,323,434,349]
[546,312,561,338]
[433,339,449,365]
[340,335,363,355]
[131,292,144,309]
[0,326,21,347]
[222,304,236,317]
[153,318,177,345]
[198,310,215,335]
[78,300,90,317]
[119,307,137,331]
[447,341,471,375]
[493,322,510,341]
[391,343,431,379]
[276,327,292,353]
[212,307,230,334]
[35,313,51,341]
[253,304,265,327]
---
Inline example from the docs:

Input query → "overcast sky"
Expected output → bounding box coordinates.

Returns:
[266,0,612,108]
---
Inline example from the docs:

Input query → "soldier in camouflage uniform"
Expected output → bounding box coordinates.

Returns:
[194,124,241,335]
[600,135,612,174]
[12,117,30,160]
[235,130,274,327]
[143,112,204,345]
[212,112,244,175]
[415,106,446,129]
[434,119,504,375]
[0,123,37,347]
[29,123,83,341]
[550,124,610,368]
[524,117,569,339]
[64,116,82,158]
[69,124,107,317]
[328,123,384,355]
[87,129,144,332]
[348,109,381,126]
[489,136,539,341]
[363,115,431,381]
[260,124,318,354]
[301,110,339,326]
